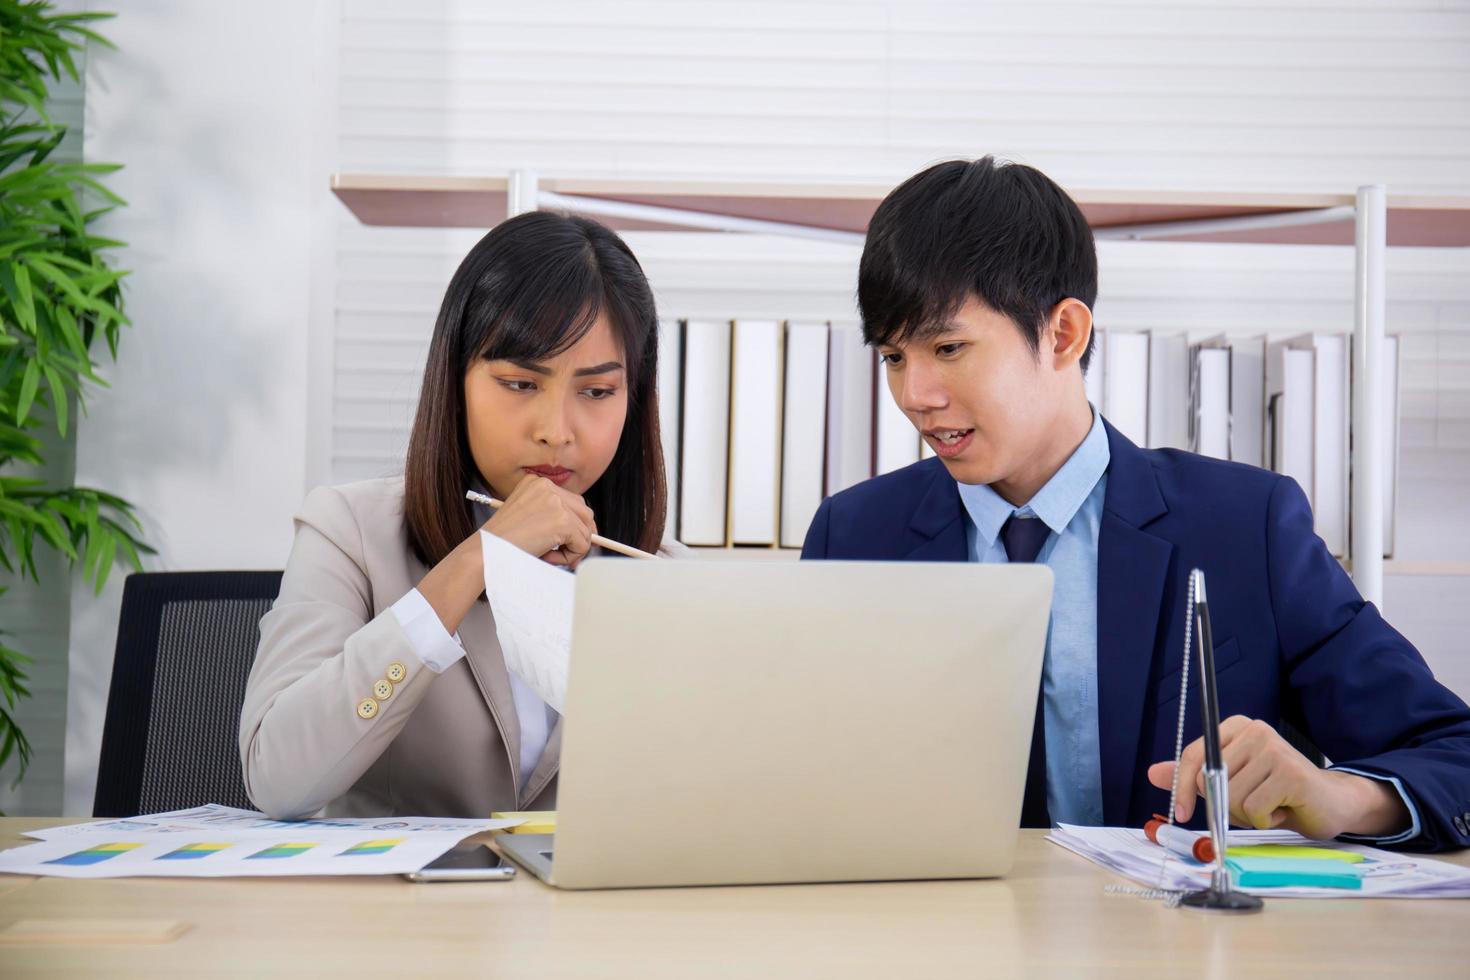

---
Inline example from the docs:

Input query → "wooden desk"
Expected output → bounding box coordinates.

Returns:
[1,820,1466,978]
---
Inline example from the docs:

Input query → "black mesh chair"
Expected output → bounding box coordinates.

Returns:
[93,571,282,817]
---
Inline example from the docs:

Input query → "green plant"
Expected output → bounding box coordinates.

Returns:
[0,1,150,787]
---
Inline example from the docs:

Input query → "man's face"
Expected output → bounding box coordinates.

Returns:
[875,295,1069,488]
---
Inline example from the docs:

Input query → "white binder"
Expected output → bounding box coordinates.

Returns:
[1148,331,1190,450]
[656,318,683,540]
[1103,332,1149,447]
[728,320,782,546]
[678,319,732,546]
[874,366,919,476]
[825,323,874,495]
[780,322,830,549]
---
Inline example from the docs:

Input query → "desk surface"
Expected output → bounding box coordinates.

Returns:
[1,819,1466,978]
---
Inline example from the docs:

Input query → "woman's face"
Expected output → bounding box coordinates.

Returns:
[463,314,630,501]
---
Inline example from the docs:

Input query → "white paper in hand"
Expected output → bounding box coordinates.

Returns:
[480,530,575,711]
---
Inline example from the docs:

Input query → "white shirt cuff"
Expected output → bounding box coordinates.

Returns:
[1329,765,1423,846]
[389,588,466,674]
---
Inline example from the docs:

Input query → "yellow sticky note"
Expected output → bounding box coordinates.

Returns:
[1226,844,1364,863]
[491,811,557,834]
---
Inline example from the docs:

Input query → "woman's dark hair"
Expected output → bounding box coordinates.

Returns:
[404,211,666,565]
[858,156,1098,371]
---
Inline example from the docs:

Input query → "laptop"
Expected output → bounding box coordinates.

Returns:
[498,558,1053,889]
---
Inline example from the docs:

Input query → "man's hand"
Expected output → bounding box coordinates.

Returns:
[1147,715,1410,840]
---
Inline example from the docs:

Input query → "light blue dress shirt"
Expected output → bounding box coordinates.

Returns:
[957,410,1110,826]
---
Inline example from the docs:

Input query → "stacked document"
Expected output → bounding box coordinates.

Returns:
[0,804,523,879]
[1049,824,1470,899]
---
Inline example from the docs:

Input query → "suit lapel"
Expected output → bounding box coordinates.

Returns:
[457,598,523,789]
[521,714,562,807]
[903,462,969,562]
[1096,422,1173,825]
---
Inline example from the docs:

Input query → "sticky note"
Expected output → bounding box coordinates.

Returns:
[1226,844,1364,863]
[1226,857,1363,889]
[491,811,557,835]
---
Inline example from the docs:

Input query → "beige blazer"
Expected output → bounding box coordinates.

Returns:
[239,476,681,820]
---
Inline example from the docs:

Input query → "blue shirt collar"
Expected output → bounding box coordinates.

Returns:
[956,410,1111,550]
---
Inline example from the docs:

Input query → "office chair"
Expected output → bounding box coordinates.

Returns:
[93,571,281,817]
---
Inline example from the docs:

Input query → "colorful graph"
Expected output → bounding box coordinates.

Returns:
[245,841,318,860]
[46,842,143,866]
[158,842,233,861]
[338,838,405,856]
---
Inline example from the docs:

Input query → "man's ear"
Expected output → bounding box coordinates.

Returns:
[1047,298,1093,372]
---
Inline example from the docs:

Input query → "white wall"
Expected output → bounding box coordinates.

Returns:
[38,0,1470,815]
[61,0,333,814]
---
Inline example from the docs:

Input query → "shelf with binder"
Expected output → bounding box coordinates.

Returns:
[331,175,1470,248]
[331,171,1470,599]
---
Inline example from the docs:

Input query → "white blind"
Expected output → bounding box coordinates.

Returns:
[338,0,1470,192]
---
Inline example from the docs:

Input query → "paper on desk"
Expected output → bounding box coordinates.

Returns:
[480,529,575,711]
[23,804,526,842]
[1048,824,1470,899]
[4,804,529,879]
[0,830,468,879]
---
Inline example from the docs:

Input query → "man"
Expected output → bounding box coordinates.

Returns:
[803,156,1470,851]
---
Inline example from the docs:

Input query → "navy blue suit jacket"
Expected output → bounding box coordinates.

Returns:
[801,419,1470,851]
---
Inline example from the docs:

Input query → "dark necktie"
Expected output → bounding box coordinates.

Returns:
[1001,514,1052,829]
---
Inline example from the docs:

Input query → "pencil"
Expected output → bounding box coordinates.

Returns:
[465,490,660,561]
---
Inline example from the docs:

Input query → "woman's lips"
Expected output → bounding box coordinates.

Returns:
[524,465,573,486]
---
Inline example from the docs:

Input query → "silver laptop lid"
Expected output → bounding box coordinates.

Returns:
[550,559,1053,889]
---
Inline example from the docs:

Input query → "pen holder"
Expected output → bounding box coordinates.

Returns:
[1177,570,1263,914]
[1178,771,1262,913]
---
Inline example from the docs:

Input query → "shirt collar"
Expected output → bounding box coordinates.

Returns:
[956,409,1111,550]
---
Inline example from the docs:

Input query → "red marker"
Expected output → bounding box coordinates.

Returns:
[1144,813,1215,863]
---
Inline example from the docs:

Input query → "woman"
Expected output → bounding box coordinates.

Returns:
[240,211,678,820]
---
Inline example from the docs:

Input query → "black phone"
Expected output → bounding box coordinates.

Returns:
[403,842,517,882]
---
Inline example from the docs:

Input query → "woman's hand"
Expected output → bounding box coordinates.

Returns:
[482,474,597,569]
[416,476,596,636]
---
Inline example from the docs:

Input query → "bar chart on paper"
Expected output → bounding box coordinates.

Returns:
[246,842,319,860]
[338,839,405,857]
[158,842,233,861]
[44,842,143,866]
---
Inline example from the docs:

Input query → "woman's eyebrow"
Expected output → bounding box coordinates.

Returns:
[573,361,624,377]
[506,358,552,376]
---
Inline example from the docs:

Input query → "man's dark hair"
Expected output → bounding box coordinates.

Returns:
[858,156,1098,372]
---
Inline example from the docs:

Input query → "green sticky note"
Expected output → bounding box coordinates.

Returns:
[1226,857,1364,889]
[1226,844,1365,864]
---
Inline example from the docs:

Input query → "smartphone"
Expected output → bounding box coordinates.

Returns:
[404,842,517,882]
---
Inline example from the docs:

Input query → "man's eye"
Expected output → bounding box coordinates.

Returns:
[937,343,965,357]
[879,352,903,366]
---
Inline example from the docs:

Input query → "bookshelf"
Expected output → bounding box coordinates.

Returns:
[329,171,1470,589]
[332,174,1470,247]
